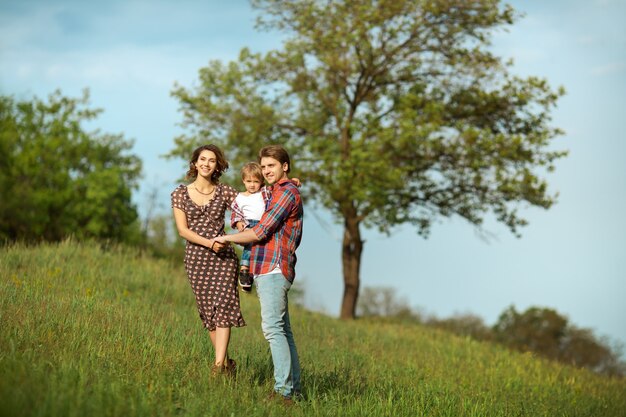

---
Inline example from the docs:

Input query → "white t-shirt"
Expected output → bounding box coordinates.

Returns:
[235,192,266,221]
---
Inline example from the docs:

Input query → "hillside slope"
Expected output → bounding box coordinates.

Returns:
[1,241,624,417]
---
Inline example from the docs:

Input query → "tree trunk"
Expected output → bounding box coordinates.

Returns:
[340,213,363,320]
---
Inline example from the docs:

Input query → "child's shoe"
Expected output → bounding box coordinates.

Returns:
[239,269,253,292]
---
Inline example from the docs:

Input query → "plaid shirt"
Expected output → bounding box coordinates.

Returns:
[250,179,303,282]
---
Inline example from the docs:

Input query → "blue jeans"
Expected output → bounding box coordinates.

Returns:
[240,220,259,268]
[255,272,301,398]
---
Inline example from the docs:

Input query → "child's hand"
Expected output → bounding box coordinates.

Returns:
[291,178,302,187]
[236,222,245,232]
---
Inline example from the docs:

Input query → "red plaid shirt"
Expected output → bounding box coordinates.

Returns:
[250,178,303,282]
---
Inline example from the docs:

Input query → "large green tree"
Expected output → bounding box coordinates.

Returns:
[169,0,566,319]
[0,90,142,243]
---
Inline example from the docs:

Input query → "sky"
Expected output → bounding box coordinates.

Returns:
[1,0,625,347]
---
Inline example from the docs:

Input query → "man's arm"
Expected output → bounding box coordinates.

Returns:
[217,183,296,245]
[252,186,295,240]
[214,228,260,245]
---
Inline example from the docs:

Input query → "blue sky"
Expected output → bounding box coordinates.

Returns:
[2,0,625,346]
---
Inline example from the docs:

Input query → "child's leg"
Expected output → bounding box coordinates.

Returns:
[239,243,254,291]
[240,219,259,272]
[241,244,251,270]
[238,219,258,292]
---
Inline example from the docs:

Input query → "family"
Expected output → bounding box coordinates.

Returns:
[170,144,303,404]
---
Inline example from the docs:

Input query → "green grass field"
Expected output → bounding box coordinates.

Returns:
[1,241,624,417]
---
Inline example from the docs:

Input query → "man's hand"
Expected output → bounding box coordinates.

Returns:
[211,239,229,252]
[214,235,228,245]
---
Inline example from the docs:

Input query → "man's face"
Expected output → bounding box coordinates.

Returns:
[260,156,288,185]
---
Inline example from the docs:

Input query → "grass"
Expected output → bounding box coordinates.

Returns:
[1,240,624,416]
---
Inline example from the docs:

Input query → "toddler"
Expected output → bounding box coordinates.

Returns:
[231,162,270,292]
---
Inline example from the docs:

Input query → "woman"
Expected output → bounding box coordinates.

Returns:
[171,144,245,376]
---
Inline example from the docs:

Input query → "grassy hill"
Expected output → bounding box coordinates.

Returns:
[1,241,624,417]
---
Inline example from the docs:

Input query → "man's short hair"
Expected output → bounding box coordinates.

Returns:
[259,145,291,173]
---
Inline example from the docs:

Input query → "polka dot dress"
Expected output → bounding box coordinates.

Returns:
[171,183,246,331]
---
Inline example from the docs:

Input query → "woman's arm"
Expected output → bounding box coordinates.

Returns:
[173,207,227,252]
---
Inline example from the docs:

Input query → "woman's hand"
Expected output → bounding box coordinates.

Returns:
[210,239,228,252]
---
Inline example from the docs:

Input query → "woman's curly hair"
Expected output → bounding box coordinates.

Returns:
[185,144,229,182]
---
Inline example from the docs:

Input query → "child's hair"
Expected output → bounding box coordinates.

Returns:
[241,162,263,181]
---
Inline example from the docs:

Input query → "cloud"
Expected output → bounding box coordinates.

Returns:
[2,43,216,91]
[0,0,281,97]
[594,0,621,6]
[590,61,626,76]
[576,35,601,47]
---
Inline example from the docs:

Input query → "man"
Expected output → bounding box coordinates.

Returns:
[215,145,302,403]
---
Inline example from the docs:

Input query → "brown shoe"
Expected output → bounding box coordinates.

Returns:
[210,363,225,377]
[224,358,237,377]
[268,391,294,406]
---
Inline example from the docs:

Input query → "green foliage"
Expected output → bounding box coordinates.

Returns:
[0,90,142,243]
[169,0,566,236]
[494,306,625,377]
[426,313,494,342]
[141,213,186,264]
[1,242,625,416]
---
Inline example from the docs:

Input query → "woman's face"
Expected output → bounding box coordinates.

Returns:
[194,150,217,180]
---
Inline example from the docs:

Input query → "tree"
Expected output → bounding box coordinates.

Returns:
[357,286,419,320]
[426,313,492,341]
[143,213,186,263]
[493,306,568,360]
[493,306,625,376]
[168,0,566,319]
[0,90,142,243]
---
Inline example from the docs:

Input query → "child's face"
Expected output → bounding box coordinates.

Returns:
[243,175,263,193]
